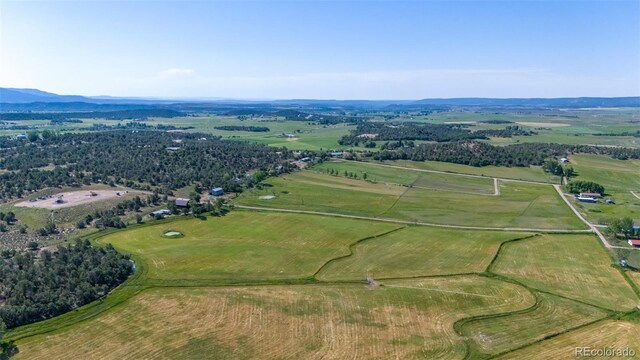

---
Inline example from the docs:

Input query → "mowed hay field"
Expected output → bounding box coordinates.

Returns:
[460,292,608,357]
[491,234,638,311]
[381,180,584,229]
[99,210,400,282]
[316,226,533,280]
[14,276,535,360]
[495,320,640,360]
[312,160,495,194]
[238,170,585,229]
[379,160,561,184]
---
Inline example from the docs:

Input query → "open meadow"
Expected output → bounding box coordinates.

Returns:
[237,168,585,230]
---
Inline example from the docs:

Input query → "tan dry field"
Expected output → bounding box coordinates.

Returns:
[515,121,570,127]
[15,190,136,209]
[14,276,534,360]
[495,320,640,360]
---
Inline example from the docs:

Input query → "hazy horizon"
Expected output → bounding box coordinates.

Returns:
[1,1,639,100]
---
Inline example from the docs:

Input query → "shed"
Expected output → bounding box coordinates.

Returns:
[151,209,171,216]
[209,187,224,196]
[175,198,189,207]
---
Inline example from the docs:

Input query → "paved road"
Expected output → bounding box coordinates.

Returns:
[236,205,592,234]
[553,185,633,250]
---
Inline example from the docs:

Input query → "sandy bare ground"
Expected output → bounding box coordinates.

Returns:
[516,122,570,127]
[15,190,132,209]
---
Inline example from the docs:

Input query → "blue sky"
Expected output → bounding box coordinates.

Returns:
[1,1,639,99]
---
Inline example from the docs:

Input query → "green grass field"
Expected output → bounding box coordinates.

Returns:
[237,170,585,229]
[101,210,399,282]
[317,227,533,280]
[491,234,638,311]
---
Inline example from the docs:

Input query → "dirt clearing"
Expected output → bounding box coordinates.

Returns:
[15,190,133,209]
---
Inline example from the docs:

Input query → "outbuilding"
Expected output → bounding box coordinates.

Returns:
[209,187,224,196]
[175,198,189,207]
[151,209,171,216]
[579,192,601,199]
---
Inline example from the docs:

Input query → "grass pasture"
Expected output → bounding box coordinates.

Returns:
[316,227,533,280]
[14,276,535,360]
[238,170,584,229]
[491,234,638,311]
[99,210,400,282]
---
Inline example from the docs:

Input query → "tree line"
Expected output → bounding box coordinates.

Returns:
[0,239,132,328]
[361,141,640,167]
[214,125,270,132]
[338,122,534,146]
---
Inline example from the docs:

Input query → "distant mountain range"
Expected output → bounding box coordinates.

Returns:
[1,87,639,108]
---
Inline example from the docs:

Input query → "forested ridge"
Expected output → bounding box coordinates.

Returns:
[0,131,293,199]
[0,240,132,328]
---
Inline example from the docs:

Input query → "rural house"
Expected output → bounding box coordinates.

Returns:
[628,239,640,248]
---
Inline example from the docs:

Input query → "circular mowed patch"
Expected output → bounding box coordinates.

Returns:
[163,230,184,238]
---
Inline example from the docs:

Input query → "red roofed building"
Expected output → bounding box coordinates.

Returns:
[628,239,640,247]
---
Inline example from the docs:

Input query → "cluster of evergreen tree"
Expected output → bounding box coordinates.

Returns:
[0,212,17,233]
[563,180,605,195]
[77,195,163,230]
[365,141,640,167]
[338,123,533,145]
[0,239,132,328]
[214,125,270,132]
[0,131,293,200]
